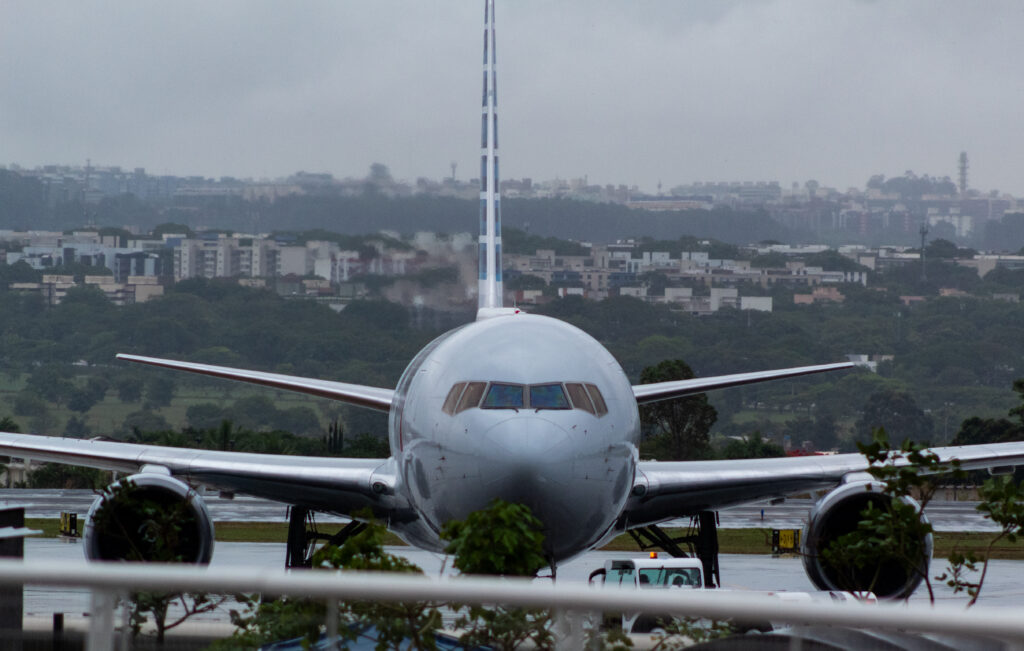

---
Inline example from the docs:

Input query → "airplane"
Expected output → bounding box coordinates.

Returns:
[4,0,1024,600]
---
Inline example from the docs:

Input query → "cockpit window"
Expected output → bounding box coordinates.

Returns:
[529,384,570,409]
[585,383,608,416]
[457,382,487,413]
[482,383,525,409]
[565,383,594,414]
[444,381,607,416]
[442,382,467,415]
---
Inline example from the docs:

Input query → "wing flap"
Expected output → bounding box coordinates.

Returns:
[631,362,855,404]
[117,354,394,411]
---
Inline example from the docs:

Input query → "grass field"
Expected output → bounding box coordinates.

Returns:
[27,521,1024,560]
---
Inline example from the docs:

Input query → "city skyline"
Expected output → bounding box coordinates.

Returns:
[2,2,1023,194]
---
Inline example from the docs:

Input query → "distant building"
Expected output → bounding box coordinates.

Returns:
[794,287,845,305]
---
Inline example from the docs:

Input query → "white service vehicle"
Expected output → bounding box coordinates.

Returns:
[589,554,875,634]
[589,555,707,634]
[589,555,705,590]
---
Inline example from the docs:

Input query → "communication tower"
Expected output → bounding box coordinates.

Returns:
[958,151,968,197]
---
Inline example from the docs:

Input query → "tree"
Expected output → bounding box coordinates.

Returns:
[1009,378,1024,426]
[442,500,547,578]
[26,462,107,489]
[25,364,75,405]
[221,514,441,649]
[441,500,553,651]
[121,410,171,435]
[63,415,91,437]
[953,416,1020,446]
[90,480,227,643]
[749,252,789,269]
[925,238,960,260]
[856,390,933,443]
[186,403,230,431]
[115,376,143,403]
[784,414,839,452]
[721,431,785,459]
[12,393,47,419]
[505,273,547,291]
[68,389,99,413]
[939,474,1024,605]
[819,429,958,602]
[0,417,18,486]
[639,360,717,460]
[144,377,175,409]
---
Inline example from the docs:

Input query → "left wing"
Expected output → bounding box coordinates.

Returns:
[0,432,406,521]
[632,362,855,404]
[116,354,394,411]
[623,442,1024,528]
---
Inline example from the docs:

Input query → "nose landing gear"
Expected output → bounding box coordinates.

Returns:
[285,506,369,568]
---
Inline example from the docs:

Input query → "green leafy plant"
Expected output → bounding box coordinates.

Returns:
[441,499,553,651]
[819,428,961,602]
[938,474,1024,606]
[90,480,227,644]
[220,512,442,650]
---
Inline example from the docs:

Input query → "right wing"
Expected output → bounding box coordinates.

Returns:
[632,362,854,404]
[0,432,410,522]
[624,441,1024,528]
[116,354,394,411]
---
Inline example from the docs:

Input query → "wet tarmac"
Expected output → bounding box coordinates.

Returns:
[7,488,1017,630]
[20,538,1024,626]
[0,489,1001,531]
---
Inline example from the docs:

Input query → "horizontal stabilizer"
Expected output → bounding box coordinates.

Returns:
[632,362,854,404]
[117,354,394,411]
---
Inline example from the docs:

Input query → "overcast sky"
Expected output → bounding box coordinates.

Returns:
[2,1,1023,194]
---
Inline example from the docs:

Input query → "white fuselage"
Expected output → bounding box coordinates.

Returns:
[386,312,640,562]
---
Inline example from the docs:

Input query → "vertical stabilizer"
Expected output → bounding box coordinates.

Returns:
[477,0,503,311]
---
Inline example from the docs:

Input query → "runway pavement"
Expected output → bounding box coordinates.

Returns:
[5,491,1015,637]
[0,489,1000,531]
[20,538,1024,628]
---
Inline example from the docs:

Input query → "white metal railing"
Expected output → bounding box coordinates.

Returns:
[3,559,1024,650]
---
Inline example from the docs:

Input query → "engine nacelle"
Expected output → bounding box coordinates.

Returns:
[85,472,215,564]
[801,480,932,600]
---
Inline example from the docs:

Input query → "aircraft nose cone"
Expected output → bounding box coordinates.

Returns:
[482,416,573,471]
[476,415,625,561]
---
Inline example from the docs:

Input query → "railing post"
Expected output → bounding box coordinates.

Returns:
[118,591,132,651]
[325,597,339,650]
[86,589,116,651]
[553,608,596,650]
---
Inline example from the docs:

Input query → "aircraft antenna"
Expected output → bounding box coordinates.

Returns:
[478,0,503,309]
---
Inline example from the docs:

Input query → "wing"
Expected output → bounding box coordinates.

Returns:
[0,432,409,521]
[117,354,394,411]
[623,442,1024,528]
[632,362,854,404]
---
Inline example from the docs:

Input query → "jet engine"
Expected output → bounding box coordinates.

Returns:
[801,480,932,600]
[84,472,215,564]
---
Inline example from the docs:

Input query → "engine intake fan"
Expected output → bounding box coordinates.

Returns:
[801,480,931,600]
[85,473,215,564]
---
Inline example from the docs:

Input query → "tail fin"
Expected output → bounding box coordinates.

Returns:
[477,0,503,311]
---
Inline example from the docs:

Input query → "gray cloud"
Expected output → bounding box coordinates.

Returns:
[2,1,1022,194]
